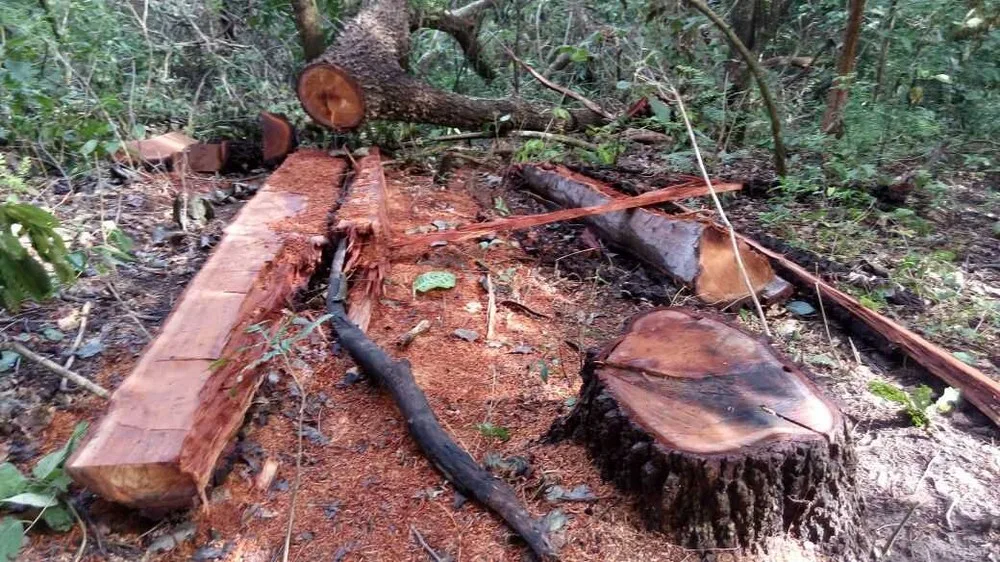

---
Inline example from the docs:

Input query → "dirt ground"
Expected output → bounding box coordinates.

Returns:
[3,149,999,561]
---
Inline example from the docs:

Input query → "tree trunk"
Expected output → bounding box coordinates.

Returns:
[550,308,863,554]
[290,0,326,61]
[822,0,867,136]
[296,0,603,131]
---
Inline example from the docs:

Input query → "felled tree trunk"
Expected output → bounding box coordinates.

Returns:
[551,308,863,554]
[296,0,602,131]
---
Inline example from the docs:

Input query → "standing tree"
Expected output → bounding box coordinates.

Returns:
[822,0,867,136]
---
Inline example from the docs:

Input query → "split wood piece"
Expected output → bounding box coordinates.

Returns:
[67,150,348,510]
[326,240,555,560]
[736,233,1000,427]
[178,143,230,174]
[394,180,742,251]
[551,308,862,553]
[333,148,391,333]
[122,132,197,168]
[519,164,792,305]
[260,111,298,166]
[297,0,604,132]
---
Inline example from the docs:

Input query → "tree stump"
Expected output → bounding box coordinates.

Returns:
[552,308,862,554]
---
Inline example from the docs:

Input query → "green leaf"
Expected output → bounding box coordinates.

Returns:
[42,328,64,342]
[551,107,570,121]
[0,352,19,374]
[0,517,24,562]
[952,351,977,366]
[868,380,909,405]
[1,492,58,508]
[935,387,960,413]
[0,465,28,499]
[615,80,631,90]
[475,422,510,441]
[41,505,73,532]
[79,139,98,156]
[649,98,671,124]
[32,422,87,482]
[412,271,456,295]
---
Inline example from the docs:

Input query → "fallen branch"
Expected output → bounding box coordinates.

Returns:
[326,238,554,560]
[412,130,599,152]
[505,47,614,120]
[60,301,93,391]
[0,340,109,399]
[396,178,741,250]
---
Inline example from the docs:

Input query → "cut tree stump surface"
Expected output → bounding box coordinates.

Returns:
[553,308,861,553]
[123,132,197,167]
[67,150,347,509]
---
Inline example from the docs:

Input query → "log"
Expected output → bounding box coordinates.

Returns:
[260,111,297,167]
[296,0,604,132]
[67,150,347,509]
[325,239,555,560]
[551,308,862,553]
[519,164,792,305]
[394,179,742,250]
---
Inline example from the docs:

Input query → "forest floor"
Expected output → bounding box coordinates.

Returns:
[2,145,999,561]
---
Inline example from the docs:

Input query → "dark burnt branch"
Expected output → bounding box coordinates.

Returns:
[326,239,555,560]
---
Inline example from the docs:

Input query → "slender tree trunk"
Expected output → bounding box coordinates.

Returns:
[872,0,899,102]
[290,0,326,61]
[821,0,867,136]
[687,0,788,176]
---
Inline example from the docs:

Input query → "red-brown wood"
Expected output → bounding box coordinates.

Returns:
[333,148,391,332]
[122,132,197,168]
[260,111,297,166]
[67,151,348,509]
[179,142,230,173]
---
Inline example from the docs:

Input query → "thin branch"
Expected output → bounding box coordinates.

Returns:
[667,86,772,337]
[0,341,109,398]
[503,47,613,120]
[60,301,93,391]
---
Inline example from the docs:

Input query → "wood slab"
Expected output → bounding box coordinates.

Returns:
[67,150,347,509]
[123,132,197,168]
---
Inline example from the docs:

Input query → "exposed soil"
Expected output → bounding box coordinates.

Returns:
[4,151,999,562]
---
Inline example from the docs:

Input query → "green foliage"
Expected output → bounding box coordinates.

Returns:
[242,313,332,374]
[475,422,511,441]
[868,381,934,427]
[0,422,88,560]
[0,201,75,311]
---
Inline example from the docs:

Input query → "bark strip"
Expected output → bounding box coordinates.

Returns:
[325,239,555,560]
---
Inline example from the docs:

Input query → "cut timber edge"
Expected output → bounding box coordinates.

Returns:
[67,150,348,510]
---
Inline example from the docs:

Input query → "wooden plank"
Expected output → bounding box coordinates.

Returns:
[520,164,792,305]
[67,150,348,509]
[122,132,197,167]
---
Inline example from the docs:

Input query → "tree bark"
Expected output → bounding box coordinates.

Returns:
[290,0,326,61]
[550,308,863,553]
[822,0,867,136]
[297,0,604,131]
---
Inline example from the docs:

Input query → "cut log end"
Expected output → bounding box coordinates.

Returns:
[553,308,862,553]
[695,225,783,305]
[297,63,366,130]
[260,112,297,166]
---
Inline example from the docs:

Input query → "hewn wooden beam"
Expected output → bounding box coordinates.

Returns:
[67,151,348,509]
